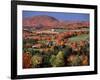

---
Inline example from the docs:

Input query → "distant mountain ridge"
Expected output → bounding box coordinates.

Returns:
[23,15,59,27]
[23,15,89,30]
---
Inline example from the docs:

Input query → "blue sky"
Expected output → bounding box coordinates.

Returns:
[23,11,89,21]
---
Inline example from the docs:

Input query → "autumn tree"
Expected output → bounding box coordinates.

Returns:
[23,52,32,68]
[55,51,65,67]
[31,55,43,68]
[67,54,81,66]
[50,51,65,67]
[50,55,56,67]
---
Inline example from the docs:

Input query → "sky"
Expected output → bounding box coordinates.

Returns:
[23,11,89,21]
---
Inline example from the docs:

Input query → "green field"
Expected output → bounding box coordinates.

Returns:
[69,34,89,42]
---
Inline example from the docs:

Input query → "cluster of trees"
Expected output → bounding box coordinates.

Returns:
[23,50,65,68]
[23,40,89,68]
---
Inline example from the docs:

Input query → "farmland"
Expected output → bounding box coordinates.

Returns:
[69,34,89,42]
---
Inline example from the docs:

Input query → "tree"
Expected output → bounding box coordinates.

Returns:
[42,53,51,67]
[55,51,65,67]
[50,51,65,67]
[31,55,43,68]
[80,54,89,66]
[67,54,81,66]
[23,52,32,68]
[62,46,72,57]
[50,55,56,67]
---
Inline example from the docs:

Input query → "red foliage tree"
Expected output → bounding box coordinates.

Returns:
[23,52,32,68]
